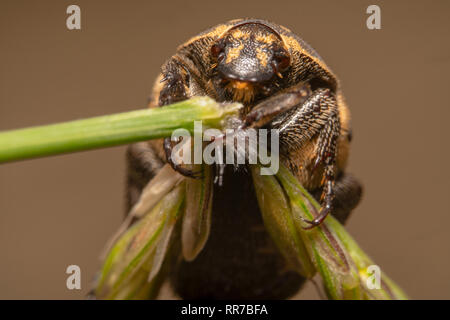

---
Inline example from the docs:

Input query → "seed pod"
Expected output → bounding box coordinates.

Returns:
[95,181,185,299]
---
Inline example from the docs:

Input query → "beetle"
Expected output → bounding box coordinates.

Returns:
[124,19,362,299]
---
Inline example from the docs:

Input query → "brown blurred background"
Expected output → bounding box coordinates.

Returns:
[0,0,449,299]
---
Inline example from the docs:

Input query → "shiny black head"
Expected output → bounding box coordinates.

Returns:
[211,22,290,102]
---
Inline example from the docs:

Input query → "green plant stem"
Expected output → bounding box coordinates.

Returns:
[0,97,241,163]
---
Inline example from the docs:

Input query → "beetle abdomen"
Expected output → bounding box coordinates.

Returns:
[170,166,305,299]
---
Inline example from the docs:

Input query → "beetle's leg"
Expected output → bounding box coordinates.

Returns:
[243,82,312,129]
[159,58,202,179]
[271,88,338,151]
[163,137,203,179]
[303,174,334,229]
[228,83,311,181]
[271,88,341,228]
[304,105,340,229]
[159,59,190,106]
[312,173,363,225]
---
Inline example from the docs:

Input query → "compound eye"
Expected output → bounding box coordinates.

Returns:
[273,48,291,72]
[211,42,225,62]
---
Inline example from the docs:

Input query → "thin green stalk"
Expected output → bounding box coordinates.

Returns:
[0,97,241,163]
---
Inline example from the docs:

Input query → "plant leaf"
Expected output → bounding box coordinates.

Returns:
[95,181,185,299]
[250,166,316,278]
[182,164,214,261]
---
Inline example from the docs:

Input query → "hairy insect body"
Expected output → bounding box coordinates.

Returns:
[127,19,362,299]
